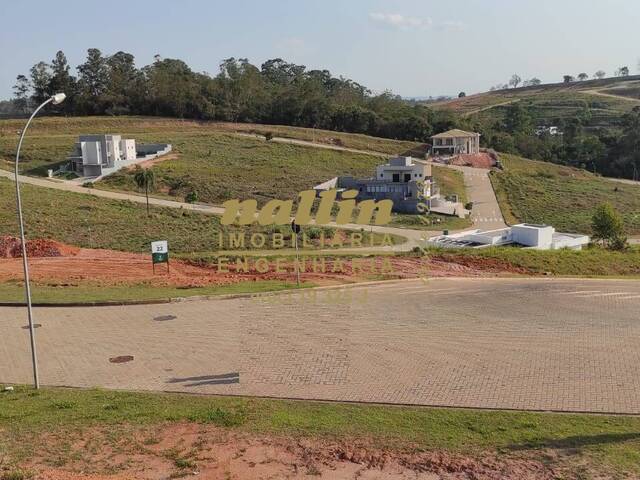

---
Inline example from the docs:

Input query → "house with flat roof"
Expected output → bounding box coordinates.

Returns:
[431,129,480,155]
[336,157,432,213]
[314,157,469,217]
[67,134,171,179]
[428,224,589,250]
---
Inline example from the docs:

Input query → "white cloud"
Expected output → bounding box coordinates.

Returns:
[369,12,432,30]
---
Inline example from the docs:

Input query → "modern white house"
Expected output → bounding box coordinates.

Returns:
[67,134,171,179]
[314,156,469,217]
[429,223,589,250]
[431,129,481,155]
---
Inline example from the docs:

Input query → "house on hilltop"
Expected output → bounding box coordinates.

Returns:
[431,129,480,155]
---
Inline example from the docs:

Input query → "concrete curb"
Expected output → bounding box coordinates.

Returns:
[0,277,426,308]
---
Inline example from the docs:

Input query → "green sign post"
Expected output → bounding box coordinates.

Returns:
[151,240,169,273]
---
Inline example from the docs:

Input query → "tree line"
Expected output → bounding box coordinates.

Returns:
[474,101,640,180]
[11,49,458,142]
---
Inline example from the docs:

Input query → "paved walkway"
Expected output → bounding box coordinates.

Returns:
[3,277,640,413]
[421,161,506,230]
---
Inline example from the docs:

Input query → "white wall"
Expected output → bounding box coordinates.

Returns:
[80,141,101,165]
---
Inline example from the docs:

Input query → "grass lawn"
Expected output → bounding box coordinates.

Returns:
[427,245,640,277]
[96,131,389,205]
[0,178,405,254]
[1,386,640,476]
[0,279,308,304]
[490,154,640,235]
[0,116,420,159]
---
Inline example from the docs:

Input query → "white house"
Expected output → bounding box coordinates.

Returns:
[429,223,589,250]
[67,134,171,179]
[431,129,481,155]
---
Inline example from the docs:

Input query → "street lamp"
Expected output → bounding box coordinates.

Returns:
[14,92,65,389]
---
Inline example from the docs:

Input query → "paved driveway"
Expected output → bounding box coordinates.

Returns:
[3,278,640,413]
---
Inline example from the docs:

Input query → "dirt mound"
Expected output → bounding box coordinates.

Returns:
[450,153,496,168]
[0,236,80,259]
[431,253,532,275]
[20,423,566,480]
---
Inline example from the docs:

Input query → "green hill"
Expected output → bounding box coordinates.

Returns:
[491,154,640,235]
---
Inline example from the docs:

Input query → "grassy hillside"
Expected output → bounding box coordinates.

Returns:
[0,116,463,229]
[0,116,420,165]
[0,178,402,254]
[430,76,640,129]
[490,154,640,235]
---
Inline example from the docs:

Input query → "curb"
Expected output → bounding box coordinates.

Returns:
[0,277,427,308]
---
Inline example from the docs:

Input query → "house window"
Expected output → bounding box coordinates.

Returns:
[380,173,383,178]
[392,173,400,182]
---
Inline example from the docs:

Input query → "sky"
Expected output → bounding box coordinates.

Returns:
[1,0,639,100]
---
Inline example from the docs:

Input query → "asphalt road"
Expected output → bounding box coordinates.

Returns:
[3,277,640,413]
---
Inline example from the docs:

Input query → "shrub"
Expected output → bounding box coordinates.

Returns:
[264,131,273,141]
[184,191,198,204]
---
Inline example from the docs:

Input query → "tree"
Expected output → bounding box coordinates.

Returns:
[12,74,31,113]
[509,74,521,88]
[563,75,575,83]
[105,51,141,114]
[504,102,533,134]
[594,70,606,79]
[29,61,52,104]
[577,72,589,81]
[617,66,630,77]
[523,77,542,87]
[617,106,640,180]
[77,48,109,113]
[591,203,625,248]
[49,51,76,113]
[133,167,156,216]
[458,91,466,98]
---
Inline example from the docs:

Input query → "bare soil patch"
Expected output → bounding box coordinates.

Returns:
[19,423,562,480]
[450,153,496,169]
[0,238,529,289]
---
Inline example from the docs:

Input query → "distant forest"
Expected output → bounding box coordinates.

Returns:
[6,49,640,180]
[8,49,459,142]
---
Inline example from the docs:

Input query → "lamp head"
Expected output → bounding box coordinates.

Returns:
[51,93,66,105]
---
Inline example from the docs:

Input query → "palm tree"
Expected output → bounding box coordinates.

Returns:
[133,167,155,216]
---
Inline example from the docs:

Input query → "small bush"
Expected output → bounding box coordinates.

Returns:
[189,407,246,427]
[184,191,198,204]
[174,458,196,469]
[264,131,273,141]
[1,469,33,480]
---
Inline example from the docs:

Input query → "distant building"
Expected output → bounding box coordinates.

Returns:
[431,129,480,155]
[429,223,589,250]
[67,134,171,178]
[535,126,561,136]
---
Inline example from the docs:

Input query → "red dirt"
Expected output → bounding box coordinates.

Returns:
[0,236,80,259]
[449,153,496,169]
[17,423,567,480]
[0,239,529,289]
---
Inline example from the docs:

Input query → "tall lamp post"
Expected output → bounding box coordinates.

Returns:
[15,93,66,389]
